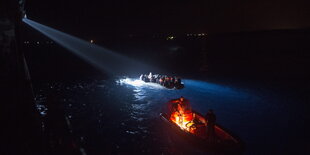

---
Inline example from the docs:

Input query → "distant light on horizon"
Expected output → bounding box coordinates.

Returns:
[166,36,175,40]
[186,33,207,37]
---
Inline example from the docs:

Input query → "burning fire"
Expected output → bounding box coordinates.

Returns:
[170,111,194,132]
[168,98,207,136]
[169,99,196,133]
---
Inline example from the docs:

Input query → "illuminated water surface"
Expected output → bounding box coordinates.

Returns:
[36,77,306,154]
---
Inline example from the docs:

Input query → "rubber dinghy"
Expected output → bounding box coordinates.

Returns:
[140,73,184,89]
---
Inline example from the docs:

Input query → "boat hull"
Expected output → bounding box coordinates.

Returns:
[160,112,244,153]
[142,79,184,89]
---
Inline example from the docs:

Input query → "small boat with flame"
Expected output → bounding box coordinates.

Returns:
[160,98,243,153]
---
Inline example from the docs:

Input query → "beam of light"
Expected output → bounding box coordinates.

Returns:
[22,18,154,75]
[119,78,145,87]
[117,78,164,89]
[182,79,250,99]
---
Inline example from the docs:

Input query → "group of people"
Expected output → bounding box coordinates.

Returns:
[140,72,183,89]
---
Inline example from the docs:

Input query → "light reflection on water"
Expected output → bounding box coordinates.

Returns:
[118,78,164,90]
[117,77,286,154]
[117,77,255,118]
[34,77,302,154]
[117,77,256,153]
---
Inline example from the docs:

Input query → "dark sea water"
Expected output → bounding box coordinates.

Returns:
[26,32,309,154]
[34,77,309,154]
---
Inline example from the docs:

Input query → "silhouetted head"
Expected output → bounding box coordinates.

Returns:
[180,96,184,102]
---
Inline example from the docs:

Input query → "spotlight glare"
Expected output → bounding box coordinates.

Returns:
[22,18,153,75]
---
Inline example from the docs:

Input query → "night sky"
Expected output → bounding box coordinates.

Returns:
[25,0,310,37]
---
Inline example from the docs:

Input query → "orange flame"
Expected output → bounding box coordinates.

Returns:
[168,98,207,136]
[170,110,195,133]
